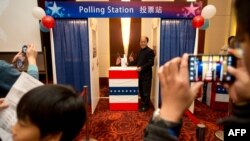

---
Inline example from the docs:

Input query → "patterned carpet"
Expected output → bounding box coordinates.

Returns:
[76,99,227,141]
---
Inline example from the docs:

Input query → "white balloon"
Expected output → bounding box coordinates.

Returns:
[32,7,46,20]
[201,5,217,19]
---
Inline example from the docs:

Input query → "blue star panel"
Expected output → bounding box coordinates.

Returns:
[45,1,203,18]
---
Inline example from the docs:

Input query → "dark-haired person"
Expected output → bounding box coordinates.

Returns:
[0,44,38,98]
[11,85,86,141]
[128,36,155,112]
[219,0,250,130]
[220,36,236,54]
[228,36,236,48]
[215,35,236,140]
[144,0,250,140]
[144,53,202,141]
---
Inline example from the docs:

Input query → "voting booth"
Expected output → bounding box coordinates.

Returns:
[109,67,139,111]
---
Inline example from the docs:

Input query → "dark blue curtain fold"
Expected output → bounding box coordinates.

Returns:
[159,19,196,107]
[53,19,90,97]
[160,19,196,65]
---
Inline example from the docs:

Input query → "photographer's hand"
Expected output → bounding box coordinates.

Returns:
[224,65,250,104]
[158,53,203,122]
[224,48,250,103]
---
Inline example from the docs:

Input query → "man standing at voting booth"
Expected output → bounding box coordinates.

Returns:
[128,36,155,112]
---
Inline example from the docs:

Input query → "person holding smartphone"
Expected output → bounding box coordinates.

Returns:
[144,0,250,140]
[0,44,38,98]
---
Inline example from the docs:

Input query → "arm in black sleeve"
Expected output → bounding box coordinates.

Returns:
[144,117,182,141]
[217,103,250,126]
[141,49,154,71]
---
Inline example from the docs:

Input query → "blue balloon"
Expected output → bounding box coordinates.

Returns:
[200,19,209,30]
[40,22,49,32]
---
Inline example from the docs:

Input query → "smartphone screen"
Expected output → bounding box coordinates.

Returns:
[188,55,237,82]
[22,45,27,54]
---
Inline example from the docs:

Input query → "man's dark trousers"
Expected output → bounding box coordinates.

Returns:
[139,78,152,109]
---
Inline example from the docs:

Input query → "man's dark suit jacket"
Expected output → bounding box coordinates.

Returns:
[129,46,155,80]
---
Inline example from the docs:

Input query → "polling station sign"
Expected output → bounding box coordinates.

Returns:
[45,1,203,18]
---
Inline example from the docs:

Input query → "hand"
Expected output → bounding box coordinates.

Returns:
[137,67,141,72]
[158,53,203,122]
[26,44,37,66]
[129,55,134,62]
[116,56,121,65]
[224,64,250,103]
[228,48,243,59]
[0,98,8,111]
[12,51,23,63]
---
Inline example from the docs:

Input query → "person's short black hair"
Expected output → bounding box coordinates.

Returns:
[228,36,235,45]
[140,36,149,43]
[235,0,250,36]
[17,85,86,141]
[145,36,149,42]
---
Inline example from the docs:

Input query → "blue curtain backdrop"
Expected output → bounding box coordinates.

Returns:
[160,19,196,65]
[159,19,196,106]
[53,19,91,99]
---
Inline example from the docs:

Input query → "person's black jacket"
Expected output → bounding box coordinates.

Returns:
[218,103,250,134]
[129,47,154,80]
[144,103,250,140]
[144,117,181,141]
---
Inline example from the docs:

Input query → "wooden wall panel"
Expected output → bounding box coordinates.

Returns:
[109,18,141,66]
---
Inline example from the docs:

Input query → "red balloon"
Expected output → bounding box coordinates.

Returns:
[41,16,55,29]
[192,16,204,28]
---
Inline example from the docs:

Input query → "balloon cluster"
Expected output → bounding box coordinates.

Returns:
[192,5,216,30]
[32,7,55,32]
